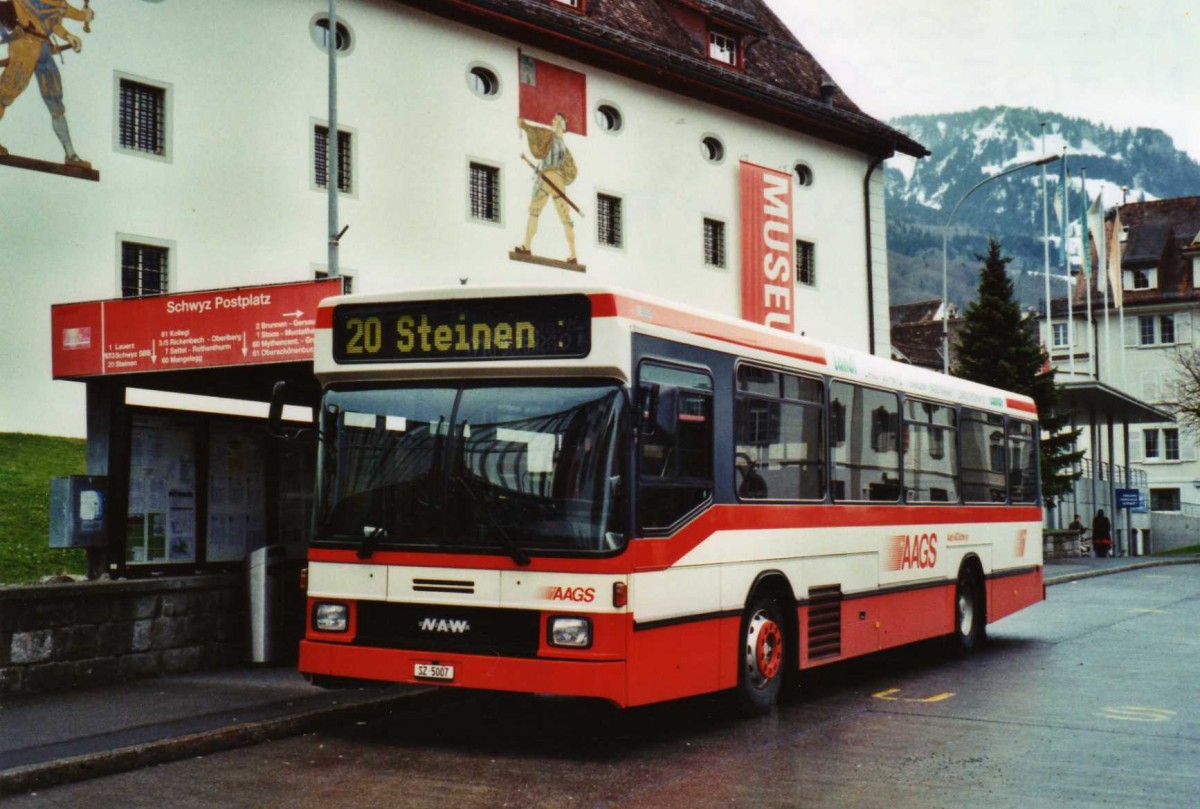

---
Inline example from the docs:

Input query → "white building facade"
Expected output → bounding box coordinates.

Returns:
[1,0,923,438]
[1041,197,1200,550]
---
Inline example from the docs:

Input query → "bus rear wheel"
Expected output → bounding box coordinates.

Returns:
[950,566,985,654]
[735,594,786,716]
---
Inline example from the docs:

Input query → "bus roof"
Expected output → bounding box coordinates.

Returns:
[315,285,1037,418]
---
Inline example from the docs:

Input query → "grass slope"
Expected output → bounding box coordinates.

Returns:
[0,433,88,584]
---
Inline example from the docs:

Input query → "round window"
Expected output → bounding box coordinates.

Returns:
[701,136,724,163]
[595,104,623,133]
[311,16,352,53]
[794,163,814,187]
[467,66,500,97]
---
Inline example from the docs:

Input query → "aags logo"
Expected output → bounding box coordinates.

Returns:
[541,585,596,603]
[886,532,939,571]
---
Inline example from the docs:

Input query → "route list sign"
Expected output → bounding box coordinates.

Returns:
[51,279,343,379]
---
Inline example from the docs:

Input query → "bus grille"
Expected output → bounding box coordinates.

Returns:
[807,585,842,659]
[354,602,541,658]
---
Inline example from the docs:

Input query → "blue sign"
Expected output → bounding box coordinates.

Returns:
[1115,488,1141,509]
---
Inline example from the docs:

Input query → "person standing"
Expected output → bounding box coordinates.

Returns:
[1069,513,1088,555]
[1092,509,1112,558]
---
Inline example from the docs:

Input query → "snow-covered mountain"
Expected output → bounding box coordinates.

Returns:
[884,107,1200,309]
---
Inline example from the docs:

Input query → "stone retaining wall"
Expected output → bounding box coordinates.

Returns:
[1043,529,1082,560]
[0,575,245,696]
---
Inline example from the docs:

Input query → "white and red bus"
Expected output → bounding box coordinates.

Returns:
[292,286,1043,713]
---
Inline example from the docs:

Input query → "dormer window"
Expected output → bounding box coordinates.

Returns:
[551,0,584,11]
[708,30,739,66]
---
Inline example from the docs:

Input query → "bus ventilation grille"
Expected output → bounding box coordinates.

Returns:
[807,584,842,660]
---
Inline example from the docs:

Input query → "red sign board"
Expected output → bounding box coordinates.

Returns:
[51,279,344,379]
[740,161,794,332]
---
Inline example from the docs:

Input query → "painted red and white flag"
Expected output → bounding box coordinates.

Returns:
[740,161,794,331]
[518,53,587,135]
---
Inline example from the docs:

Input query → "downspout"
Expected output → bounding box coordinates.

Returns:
[863,152,890,356]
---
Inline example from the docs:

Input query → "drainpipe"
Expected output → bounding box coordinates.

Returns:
[863,153,890,356]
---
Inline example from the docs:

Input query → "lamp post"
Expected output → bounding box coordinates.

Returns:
[941,153,1061,374]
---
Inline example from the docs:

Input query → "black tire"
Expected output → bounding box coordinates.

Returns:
[949,566,986,654]
[735,594,787,716]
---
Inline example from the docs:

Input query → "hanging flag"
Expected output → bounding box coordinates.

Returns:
[518,53,588,136]
[1087,191,1106,284]
[1079,187,1091,279]
[1108,206,1124,309]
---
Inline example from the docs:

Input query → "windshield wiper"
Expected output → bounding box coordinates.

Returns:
[357,523,387,560]
[451,475,530,566]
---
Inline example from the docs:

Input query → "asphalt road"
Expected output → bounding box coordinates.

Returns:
[7,567,1199,809]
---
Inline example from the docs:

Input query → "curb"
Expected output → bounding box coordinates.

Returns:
[0,688,429,798]
[1045,556,1200,586]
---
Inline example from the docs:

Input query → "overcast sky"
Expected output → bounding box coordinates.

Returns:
[775,0,1200,162]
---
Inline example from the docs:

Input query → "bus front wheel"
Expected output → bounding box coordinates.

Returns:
[735,594,786,715]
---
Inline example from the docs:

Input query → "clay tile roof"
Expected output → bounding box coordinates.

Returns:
[1118,196,1200,266]
[405,0,927,158]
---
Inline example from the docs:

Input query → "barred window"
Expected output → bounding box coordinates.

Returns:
[796,240,815,286]
[703,218,725,268]
[118,79,166,156]
[121,242,168,298]
[314,126,352,192]
[469,162,501,222]
[597,194,623,248]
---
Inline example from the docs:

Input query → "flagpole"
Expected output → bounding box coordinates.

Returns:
[1041,123,1052,364]
[1062,148,1075,378]
[1082,169,1095,379]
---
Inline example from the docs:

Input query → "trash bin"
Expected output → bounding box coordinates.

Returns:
[248,545,286,664]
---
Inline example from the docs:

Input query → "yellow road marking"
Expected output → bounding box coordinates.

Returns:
[873,688,955,703]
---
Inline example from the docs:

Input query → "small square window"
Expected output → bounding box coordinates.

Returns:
[1165,428,1180,461]
[117,77,169,158]
[1144,429,1160,459]
[1160,314,1176,344]
[708,31,738,65]
[314,126,352,192]
[121,242,168,298]
[703,218,726,268]
[469,162,501,223]
[597,194,623,248]
[1139,316,1155,346]
[796,240,815,286]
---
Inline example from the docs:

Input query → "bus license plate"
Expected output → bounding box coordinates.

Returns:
[414,663,454,681]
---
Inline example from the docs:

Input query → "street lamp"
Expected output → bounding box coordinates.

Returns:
[941,153,1061,374]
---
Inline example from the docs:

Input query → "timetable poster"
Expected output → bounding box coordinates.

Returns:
[127,416,197,564]
[207,424,266,562]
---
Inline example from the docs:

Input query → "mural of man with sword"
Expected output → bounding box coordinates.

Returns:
[0,0,94,168]
[515,112,580,264]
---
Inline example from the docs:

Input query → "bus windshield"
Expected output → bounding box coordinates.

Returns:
[314,382,629,557]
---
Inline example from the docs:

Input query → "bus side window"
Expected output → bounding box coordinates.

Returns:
[637,363,713,532]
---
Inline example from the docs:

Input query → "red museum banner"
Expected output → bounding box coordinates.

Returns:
[51,279,344,379]
[739,161,794,332]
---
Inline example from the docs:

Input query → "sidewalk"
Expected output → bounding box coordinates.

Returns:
[2,554,1197,797]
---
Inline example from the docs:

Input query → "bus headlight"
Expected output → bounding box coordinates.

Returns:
[313,602,349,633]
[548,616,592,649]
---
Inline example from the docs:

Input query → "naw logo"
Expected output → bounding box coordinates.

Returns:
[417,617,470,634]
[885,532,939,571]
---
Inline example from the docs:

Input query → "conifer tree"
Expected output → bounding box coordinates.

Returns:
[953,238,1082,506]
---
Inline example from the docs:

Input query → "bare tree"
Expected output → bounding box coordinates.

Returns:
[1168,348,1200,433]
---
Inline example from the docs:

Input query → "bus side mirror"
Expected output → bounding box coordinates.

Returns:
[267,381,300,439]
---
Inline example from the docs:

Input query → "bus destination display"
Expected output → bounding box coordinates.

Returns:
[332,295,591,363]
